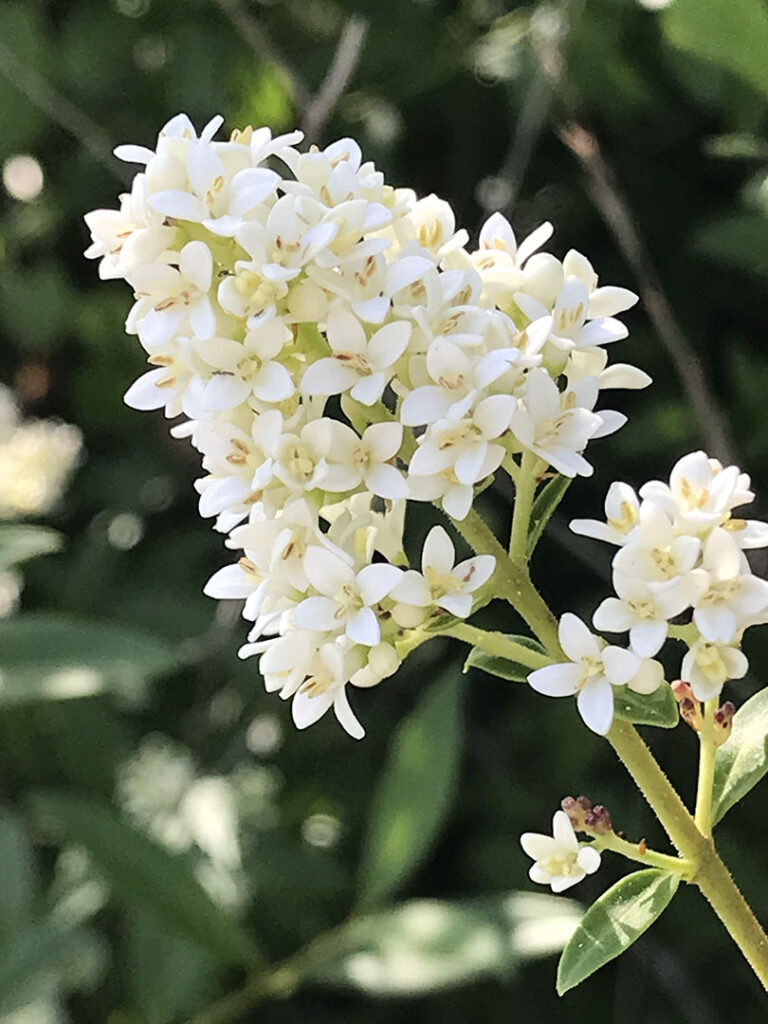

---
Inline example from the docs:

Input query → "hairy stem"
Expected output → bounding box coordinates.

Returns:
[593,831,694,877]
[694,698,718,838]
[443,621,552,669]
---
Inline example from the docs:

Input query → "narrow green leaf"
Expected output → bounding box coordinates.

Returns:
[0,613,179,704]
[693,214,768,279]
[527,475,571,557]
[307,892,581,997]
[613,682,679,729]
[31,793,258,967]
[358,669,463,907]
[557,870,679,995]
[663,0,768,99]
[0,525,62,571]
[712,688,768,825]
[464,635,548,682]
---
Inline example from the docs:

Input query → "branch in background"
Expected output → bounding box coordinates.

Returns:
[558,121,737,467]
[212,0,312,109]
[0,38,125,181]
[301,15,368,142]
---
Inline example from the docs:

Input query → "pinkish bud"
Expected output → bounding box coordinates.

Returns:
[713,701,736,747]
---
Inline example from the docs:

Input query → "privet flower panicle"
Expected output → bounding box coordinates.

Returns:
[85,113,645,738]
[529,451,768,735]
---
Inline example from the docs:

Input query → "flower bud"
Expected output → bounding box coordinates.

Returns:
[713,700,736,747]
[672,679,703,731]
[561,795,612,834]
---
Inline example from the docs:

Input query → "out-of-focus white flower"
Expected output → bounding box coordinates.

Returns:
[521,810,601,893]
[527,613,640,735]
[0,418,82,519]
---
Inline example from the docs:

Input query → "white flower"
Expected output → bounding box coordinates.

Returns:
[391,525,495,619]
[640,451,768,547]
[292,545,402,646]
[612,500,701,592]
[527,613,641,735]
[508,368,602,477]
[300,311,411,405]
[408,395,514,491]
[593,574,691,657]
[681,638,748,702]
[692,530,768,643]
[570,481,640,546]
[290,641,366,739]
[325,422,407,499]
[126,241,216,347]
[196,321,294,411]
[520,810,601,893]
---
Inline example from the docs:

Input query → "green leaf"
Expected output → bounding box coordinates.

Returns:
[663,0,768,99]
[527,475,572,557]
[0,613,179,704]
[612,682,679,729]
[31,793,258,968]
[712,688,768,825]
[307,892,581,997]
[557,869,679,995]
[464,635,548,682]
[0,809,37,935]
[358,669,463,907]
[0,526,62,571]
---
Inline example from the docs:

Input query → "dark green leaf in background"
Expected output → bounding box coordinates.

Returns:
[307,892,582,997]
[358,668,463,907]
[0,613,180,704]
[31,793,258,967]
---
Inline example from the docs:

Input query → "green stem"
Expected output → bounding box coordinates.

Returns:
[593,831,693,877]
[694,698,718,838]
[509,449,538,558]
[607,718,768,991]
[450,509,563,657]
[443,622,552,669]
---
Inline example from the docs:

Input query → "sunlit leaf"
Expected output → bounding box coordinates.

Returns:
[464,635,548,682]
[358,668,463,907]
[712,688,768,825]
[557,870,679,995]
[527,476,572,557]
[613,682,679,729]
[0,526,62,571]
[307,892,582,997]
[663,0,768,98]
[31,793,258,968]
[0,613,179,704]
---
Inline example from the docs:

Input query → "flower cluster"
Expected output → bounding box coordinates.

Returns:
[529,451,768,734]
[85,113,644,738]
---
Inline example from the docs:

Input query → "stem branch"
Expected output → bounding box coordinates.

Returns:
[695,698,718,838]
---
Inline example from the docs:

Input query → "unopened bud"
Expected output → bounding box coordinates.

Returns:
[713,701,735,747]
[562,795,612,835]
[672,680,703,731]
[584,804,613,836]
[561,795,591,831]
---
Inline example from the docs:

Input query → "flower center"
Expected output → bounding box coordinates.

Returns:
[334,583,363,619]
[541,851,580,877]
[695,643,728,684]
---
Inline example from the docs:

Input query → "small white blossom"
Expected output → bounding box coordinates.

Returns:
[527,613,641,735]
[521,810,601,893]
[681,638,748,702]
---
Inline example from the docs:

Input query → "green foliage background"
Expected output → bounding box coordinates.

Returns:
[1,0,768,1020]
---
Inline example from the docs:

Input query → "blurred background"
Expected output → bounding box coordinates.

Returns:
[0,0,767,1020]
